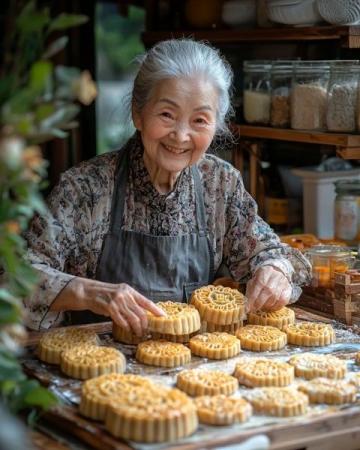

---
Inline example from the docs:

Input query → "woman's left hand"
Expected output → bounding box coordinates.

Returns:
[246,266,292,312]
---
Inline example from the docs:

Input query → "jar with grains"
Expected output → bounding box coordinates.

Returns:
[327,61,360,132]
[291,61,331,131]
[243,61,272,125]
[335,179,360,244]
[270,63,293,128]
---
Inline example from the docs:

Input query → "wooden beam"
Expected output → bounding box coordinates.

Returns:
[336,147,360,159]
[142,26,360,48]
[238,125,360,147]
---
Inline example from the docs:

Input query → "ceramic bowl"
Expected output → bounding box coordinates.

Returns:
[266,0,323,26]
[317,0,360,25]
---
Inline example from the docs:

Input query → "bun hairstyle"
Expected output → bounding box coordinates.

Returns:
[131,39,234,138]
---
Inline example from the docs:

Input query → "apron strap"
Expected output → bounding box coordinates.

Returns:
[191,164,207,237]
[109,147,130,232]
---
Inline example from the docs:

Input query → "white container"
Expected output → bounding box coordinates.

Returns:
[317,0,360,26]
[292,167,360,238]
[266,0,323,26]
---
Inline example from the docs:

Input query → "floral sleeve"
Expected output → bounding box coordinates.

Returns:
[223,174,312,303]
[23,171,92,330]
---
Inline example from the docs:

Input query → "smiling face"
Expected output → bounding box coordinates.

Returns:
[132,77,218,176]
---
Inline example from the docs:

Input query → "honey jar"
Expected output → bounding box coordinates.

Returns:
[305,245,355,288]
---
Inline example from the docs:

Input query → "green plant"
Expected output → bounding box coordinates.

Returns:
[0,0,97,417]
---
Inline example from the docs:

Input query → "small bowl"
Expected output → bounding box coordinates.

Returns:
[222,0,257,27]
[317,0,360,25]
[266,0,323,26]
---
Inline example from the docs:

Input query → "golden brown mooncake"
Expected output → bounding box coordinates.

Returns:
[189,332,241,360]
[147,301,201,335]
[112,322,149,344]
[105,385,198,443]
[195,395,252,425]
[298,377,357,404]
[235,325,287,351]
[288,353,347,380]
[247,307,295,330]
[79,373,153,420]
[190,285,246,325]
[285,322,335,347]
[37,327,99,365]
[203,321,244,334]
[60,344,126,380]
[135,339,191,367]
[234,357,294,387]
[244,387,309,417]
[177,369,238,397]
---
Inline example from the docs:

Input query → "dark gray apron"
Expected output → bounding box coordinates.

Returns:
[69,145,214,324]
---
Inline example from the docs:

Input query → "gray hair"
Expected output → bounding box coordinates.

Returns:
[131,39,234,138]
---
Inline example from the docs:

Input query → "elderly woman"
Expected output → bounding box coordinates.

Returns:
[24,39,311,334]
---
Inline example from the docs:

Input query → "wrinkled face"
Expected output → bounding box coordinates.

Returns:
[132,77,218,173]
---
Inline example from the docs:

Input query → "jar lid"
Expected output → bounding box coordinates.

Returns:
[335,179,360,194]
[271,65,293,75]
[243,60,272,72]
[306,244,352,257]
[294,61,331,72]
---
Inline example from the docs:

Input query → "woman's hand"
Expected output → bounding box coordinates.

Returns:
[245,266,292,312]
[51,278,166,336]
[92,283,166,336]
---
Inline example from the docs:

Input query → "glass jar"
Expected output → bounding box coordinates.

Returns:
[270,63,293,128]
[291,61,331,131]
[305,245,356,288]
[335,180,360,244]
[327,61,360,132]
[243,61,272,125]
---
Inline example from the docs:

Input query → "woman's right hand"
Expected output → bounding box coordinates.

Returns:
[94,282,166,336]
[51,278,166,336]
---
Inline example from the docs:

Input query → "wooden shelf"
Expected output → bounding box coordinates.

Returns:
[142,26,360,48]
[236,124,360,148]
[233,125,360,198]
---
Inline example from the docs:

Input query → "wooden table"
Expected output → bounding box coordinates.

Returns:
[25,308,360,450]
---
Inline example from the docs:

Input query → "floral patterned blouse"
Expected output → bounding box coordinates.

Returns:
[24,134,311,330]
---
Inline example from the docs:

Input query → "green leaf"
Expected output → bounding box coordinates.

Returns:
[6,379,39,413]
[16,8,50,34]
[42,36,69,59]
[0,348,24,382]
[15,114,35,136]
[1,380,17,395]
[47,128,68,139]
[55,65,80,84]
[0,289,19,305]
[30,61,53,93]
[0,76,14,104]
[48,14,88,32]
[35,103,55,122]
[2,88,38,115]
[25,386,58,409]
[39,104,80,130]
[18,0,36,18]
[27,409,39,427]
[27,192,46,215]
[0,301,19,325]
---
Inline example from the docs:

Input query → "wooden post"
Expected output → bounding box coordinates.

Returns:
[250,142,261,199]
[233,141,245,175]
